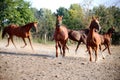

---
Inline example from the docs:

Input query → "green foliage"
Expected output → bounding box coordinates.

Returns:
[112,32,120,45]
[56,4,85,30]
[33,8,55,41]
[92,5,120,33]
[0,0,119,44]
[0,0,36,28]
[91,5,120,44]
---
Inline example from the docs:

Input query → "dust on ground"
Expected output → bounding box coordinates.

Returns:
[0,41,120,80]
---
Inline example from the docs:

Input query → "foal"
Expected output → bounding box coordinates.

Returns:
[100,27,115,55]
[54,15,68,57]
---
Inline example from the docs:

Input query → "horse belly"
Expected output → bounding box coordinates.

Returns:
[14,30,27,38]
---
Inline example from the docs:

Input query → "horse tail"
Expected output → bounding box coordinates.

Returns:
[2,27,7,39]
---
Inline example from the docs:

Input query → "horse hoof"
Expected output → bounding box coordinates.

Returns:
[21,46,26,48]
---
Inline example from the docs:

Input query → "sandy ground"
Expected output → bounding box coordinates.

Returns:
[0,40,120,80]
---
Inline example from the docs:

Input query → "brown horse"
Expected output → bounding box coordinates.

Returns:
[100,27,115,55]
[86,17,102,62]
[68,28,89,53]
[2,22,38,50]
[54,15,68,57]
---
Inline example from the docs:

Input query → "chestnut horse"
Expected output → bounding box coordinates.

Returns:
[54,15,68,57]
[86,17,102,62]
[68,28,89,53]
[100,27,115,55]
[2,22,38,50]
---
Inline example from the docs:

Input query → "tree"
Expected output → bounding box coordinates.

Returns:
[92,5,113,33]
[68,4,85,30]
[108,6,120,32]
[36,8,55,43]
[56,7,70,27]
[0,0,36,31]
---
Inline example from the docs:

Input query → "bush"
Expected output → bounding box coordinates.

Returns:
[112,32,120,45]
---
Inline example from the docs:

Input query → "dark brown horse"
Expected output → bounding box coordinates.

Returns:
[86,17,102,62]
[100,27,115,55]
[54,15,68,57]
[2,22,38,50]
[68,28,89,53]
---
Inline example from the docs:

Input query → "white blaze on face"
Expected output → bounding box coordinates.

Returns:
[96,20,101,31]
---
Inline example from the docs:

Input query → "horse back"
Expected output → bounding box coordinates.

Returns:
[100,33,111,45]
[5,25,29,38]
[68,30,81,41]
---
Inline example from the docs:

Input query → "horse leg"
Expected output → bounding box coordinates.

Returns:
[88,47,92,62]
[62,45,65,57]
[82,36,88,52]
[102,44,107,52]
[6,37,10,47]
[75,42,81,53]
[95,47,98,62]
[10,36,17,49]
[58,42,62,55]
[55,41,59,57]
[65,44,69,53]
[99,44,105,59]
[21,38,27,48]
[62,40,67,57]
[107,44,111,55]
[82,34,87,44]
[28,37,34,51]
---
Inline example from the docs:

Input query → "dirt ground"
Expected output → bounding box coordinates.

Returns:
[0,40,120,80]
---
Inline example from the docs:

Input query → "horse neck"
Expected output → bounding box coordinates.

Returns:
[67,29,72,33]
[106,32,112,38]
[89,28,95,39]
[23,23,33,32]
[56,20,61,29]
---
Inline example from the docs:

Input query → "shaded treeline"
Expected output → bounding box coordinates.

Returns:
[0,0,120,44]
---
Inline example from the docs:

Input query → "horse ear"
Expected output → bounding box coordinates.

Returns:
[34,21,38,24]
[96,16,99,21]
[112,26,115,29]
[54,13,58,17]
[111,25,114,28]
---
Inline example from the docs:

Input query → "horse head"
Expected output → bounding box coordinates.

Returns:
[33,22,38,33]
[56,15,63,27]
[89,16,101,31]
[108,26,115,33]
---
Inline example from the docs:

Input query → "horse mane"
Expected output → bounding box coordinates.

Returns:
[107,27,115,34]
[8,24,18,28]
[20,22,34,28]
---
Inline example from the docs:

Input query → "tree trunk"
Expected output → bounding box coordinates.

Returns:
[44,33,47,44]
